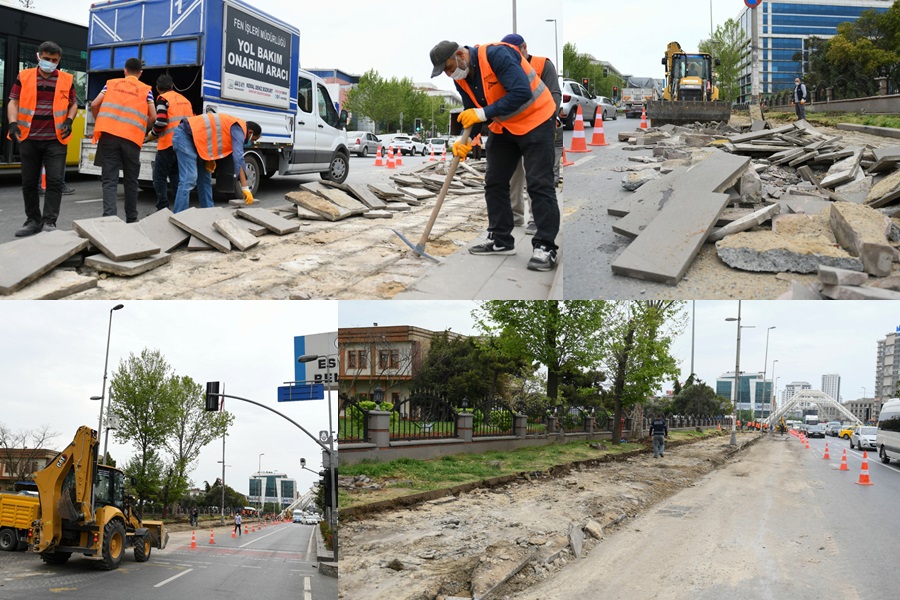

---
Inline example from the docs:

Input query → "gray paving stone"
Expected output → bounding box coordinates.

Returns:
[708,203,780,242]
[829,202,893,276]
[0,230,90,295]
[4,269,97,299]
[607,167,689,217]
[236,207,301,235]
[286,190,354,221]
[169,207,235,252]
[728,124,795,144]
[306,184,369,215]
[778,280,824,300]
[779,195,831,215]
[84,252,171,276]
[818,265,869,286]
[821,284,900,300]
[213,219,260,251]
[865,169,900,208]
[130,208,191,253]
[187,236,214,251]
[233,218,271,236]
[868,145,900,173]
[362,210,394,219]
[714,231,863,273]
[338,182,388,209]
[73,215,160,261]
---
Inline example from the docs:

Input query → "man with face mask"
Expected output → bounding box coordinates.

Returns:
[7,40,79,237]
[170,112,261,213]
[429,39,560,271]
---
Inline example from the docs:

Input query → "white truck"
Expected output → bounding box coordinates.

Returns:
[79,0,349,195]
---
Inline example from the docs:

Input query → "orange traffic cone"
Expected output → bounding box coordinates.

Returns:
[640,105,649,130]
[839,448,849,471]
[804,435,810,449]
[823,443,830,459]
[589,115,608,146]
[562,147,574,167]
[209,529,216,545]
[373,145,383,167]
[429,145,436,162]
[251,523,256,533]
[717,422,721,431]
[244,524,248,535]
[232,527,236,538]
[440,144,447,161]
[41,166,46,192]
[856,451,874,485]
[567,105,591,153]
[190,530,196,549]
[386,146,396,169]
[395,145,403,166]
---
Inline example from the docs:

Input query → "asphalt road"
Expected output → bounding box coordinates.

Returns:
[0,521,335,600]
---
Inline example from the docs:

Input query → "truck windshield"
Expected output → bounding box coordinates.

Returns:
[675,55,710,80]
[95,468,125,510]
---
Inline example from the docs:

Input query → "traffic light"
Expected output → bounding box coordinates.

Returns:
[582,77,589,88]
[613,86,618,99]
[414,117,422,132]
[439,104,445,114]
[603,68,609,77]
[205,381,220,411]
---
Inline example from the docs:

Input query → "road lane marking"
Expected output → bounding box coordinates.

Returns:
[74,198,103,204]
[153,568,193,588]
[567,155,595,168]
[238,528,283,548]
[305,577,311,591]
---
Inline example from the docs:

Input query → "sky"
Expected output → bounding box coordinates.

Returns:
[0,301,338,505]
[338,301,900,405]
[26,0,563,93]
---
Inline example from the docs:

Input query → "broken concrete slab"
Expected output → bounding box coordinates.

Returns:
[869,275,900,291]
[362,210,393,219]
[232,218,271,236]
[130,208,191,253]
[285,190,355,221]
[236,207,301,235]
[867,145,900,173]
[293,204,327,221]
[398,187,436,200]
[4,269,97,299]
[821,284,900,300]
[835,173,873,204]
[778,280,824,300]
[187,236,214,251]
[708,203,780,242]
[367,183,406,199]
[829,202,894,276]
[0,230,90,295]
[72,215,161,261]
[715,231,863,273]
[865,169,900,208]
[84,252,171,276]
[301,183,369,215]
[621,169,661,191]
[728,123,795,144]
[336,182,388,209]
[818,265,870,286]
[779,195,831,215]
[213,219,260,251]
[169,207,235,252]
[568,522,584,559]
[739,168,763,204]
[469,542,536,600]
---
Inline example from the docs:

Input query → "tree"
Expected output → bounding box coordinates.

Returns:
[123,449,163,517]
[0,423,59,490]
[699,18,748,101]
[109,348,180,512]
[344,70,434,134]
[672,378,730,417]
[202,480,246,510]
[562,42,618,97]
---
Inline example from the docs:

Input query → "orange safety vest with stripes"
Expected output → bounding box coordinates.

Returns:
[530,55,547,79]
[186,112,247,161]
[10,68,74,144]
[93,76,152,147]
[157,90,194,151]
[455,42,556,136]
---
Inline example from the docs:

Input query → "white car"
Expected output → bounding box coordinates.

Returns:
[851,425,877,451]
[390,135,427,156]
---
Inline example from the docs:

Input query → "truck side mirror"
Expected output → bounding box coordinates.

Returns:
[661,57,666,65]
[340,109,348,129]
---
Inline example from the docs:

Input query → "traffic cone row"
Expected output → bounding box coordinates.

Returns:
[386,146,396,169]
[856,451,874,485]
[567,105,591,153]
[395,146,403,167]
[429,145,436,161]
[588,114,607,146]
[640,105,649,130]
[373,145,383,166]
[822,442,830,460]
[839,448,849,470]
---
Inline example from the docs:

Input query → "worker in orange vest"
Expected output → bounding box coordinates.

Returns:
[7,40,79,237]
[429,39,559,271]
[170,112,261,213]
[145,74,194,211]
[90,57,156,223]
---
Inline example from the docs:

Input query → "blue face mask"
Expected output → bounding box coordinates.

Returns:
[38,58,57,74]
[244,139,253,149]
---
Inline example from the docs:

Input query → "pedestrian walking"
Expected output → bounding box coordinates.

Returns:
[234,511,242,536]
[430,39,560,271]
[500,34,562,235]
[90,57,155,222]
[793,77,807,121]
[649,414,668,458]
[191,507,199,527]
[171,112,261,213]
[146,74,194,211]
[7,40,79,237]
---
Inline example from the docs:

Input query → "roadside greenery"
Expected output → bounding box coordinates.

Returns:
[562,42,620,98]
[699,19,748,102]
[762,110,900,130]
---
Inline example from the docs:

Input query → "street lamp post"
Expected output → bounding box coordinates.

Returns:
[862,387,866,400]
[97,304,124,465]
[771,360,779,418]
[761,326,775,419]
[725,301,755,445]
[546,19,559,72]
[258,453,265,515]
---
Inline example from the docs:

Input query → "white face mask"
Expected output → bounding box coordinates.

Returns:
[450,56,469,80]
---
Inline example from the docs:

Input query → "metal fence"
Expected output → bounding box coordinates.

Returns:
[391,389,458,441]
[339,396,368,443]
[558,406,588,433]
[468,397,515,438]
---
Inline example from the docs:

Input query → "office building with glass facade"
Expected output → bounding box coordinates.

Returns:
[248,471,297,509]
[735,1,892,102]
[716,371,773,416]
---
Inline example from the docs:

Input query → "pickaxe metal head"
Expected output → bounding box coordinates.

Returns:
[391,228,440,263]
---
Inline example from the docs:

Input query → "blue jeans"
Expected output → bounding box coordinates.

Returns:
[153,146,180,211]
[653,435,666,457]
[172,125,213,213]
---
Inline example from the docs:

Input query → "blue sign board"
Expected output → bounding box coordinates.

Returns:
[278,384,324,402]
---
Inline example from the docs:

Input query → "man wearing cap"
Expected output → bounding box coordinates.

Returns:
[500,33,562,236]
[430,39,560,271]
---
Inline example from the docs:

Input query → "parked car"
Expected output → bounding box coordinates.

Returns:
[839,425,859,440]
[807,423,826,438]
[595,96,617,121]
[851,425,877,451]
[426,137,449,155]
[559,77,597,129]
[824,421,841,437]
[389,135,427,156]
[347,131,381,157]
[877,398,900,463]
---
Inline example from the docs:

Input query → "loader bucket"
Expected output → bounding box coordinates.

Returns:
[142,520,168,549]
[646,100,732,127]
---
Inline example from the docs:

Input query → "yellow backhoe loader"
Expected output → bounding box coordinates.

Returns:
[30,425,168,569]
[646,41,732,126]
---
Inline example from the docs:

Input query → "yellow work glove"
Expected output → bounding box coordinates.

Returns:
[242,186,254,205]
[457,108,485,129]
[205,160,216,173]
[451,140,472,160]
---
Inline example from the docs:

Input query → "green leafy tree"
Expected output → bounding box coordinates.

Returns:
[672,378,730,417]
[344,70,434,134]
[562,42,619,98]
[123,449,163,516]
[202,480,247,510]
[699,18,748,101]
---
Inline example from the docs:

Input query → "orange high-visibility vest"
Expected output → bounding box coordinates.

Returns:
[455,42,556,136]
[10,68,74,144]
[94,76,152,147]
[157,90,194,151]
[530,55,547,79]
[187,112,247,160]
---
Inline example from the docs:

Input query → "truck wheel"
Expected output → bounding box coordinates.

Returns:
[242,153,262,196]
[881,447,891,464]
[320,151,349,184]
[0,528,18,551]
[40,551,71,565]
[99,520,126,570]
[133,534,152,562]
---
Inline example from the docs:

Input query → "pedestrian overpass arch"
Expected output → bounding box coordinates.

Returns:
[767,390,861,427]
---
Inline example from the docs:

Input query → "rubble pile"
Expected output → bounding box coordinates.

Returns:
[610,120,900,298]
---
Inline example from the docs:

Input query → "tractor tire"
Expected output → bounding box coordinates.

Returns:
[40,551,72,565]
[133,534,152,562]
[0,528,19,551]
[99,520,126,570]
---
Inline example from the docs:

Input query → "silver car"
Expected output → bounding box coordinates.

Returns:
[851,426,877,451]
[559,77,598,129]
[347,131,380,157]
[595,96,617,121]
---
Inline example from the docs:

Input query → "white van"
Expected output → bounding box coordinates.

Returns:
[876,398,900,463]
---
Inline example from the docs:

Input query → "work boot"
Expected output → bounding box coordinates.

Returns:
[15,220,42,237]
[62,184,76,195]
[42,222,57,232]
